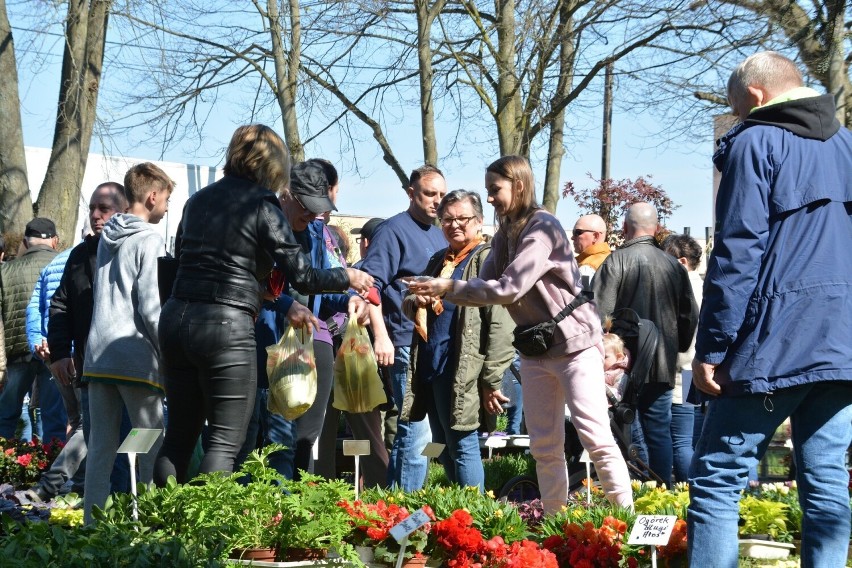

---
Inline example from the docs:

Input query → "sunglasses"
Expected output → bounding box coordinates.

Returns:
[572,229,597,237]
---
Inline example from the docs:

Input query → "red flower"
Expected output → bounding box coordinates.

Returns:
[16,453,32,467]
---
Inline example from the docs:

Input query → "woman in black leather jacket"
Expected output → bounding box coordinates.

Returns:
[154,124,373,482]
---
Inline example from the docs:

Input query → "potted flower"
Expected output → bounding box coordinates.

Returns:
[338,498,434,566]
[0,437,63,488]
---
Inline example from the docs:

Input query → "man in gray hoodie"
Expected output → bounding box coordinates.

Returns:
[82,163,174,524]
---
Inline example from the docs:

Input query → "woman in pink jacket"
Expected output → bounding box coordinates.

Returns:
[410,155,632,514]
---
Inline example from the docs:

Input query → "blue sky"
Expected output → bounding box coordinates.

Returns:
[13,14,717,237]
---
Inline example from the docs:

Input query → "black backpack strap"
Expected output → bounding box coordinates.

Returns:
[552,290,593,325]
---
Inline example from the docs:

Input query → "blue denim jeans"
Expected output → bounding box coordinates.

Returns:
[637,383,673,485]
[688,382,852,568]
[426,372,484,491]
[266,398,297,479]
[502,353,523,435]
[670,403,695,483]
[0,359,66,442]
[386,346,430,491]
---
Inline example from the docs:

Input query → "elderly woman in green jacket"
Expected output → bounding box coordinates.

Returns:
[401,189,514,491]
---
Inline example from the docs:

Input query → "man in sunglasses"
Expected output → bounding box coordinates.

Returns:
[571,214,609,289]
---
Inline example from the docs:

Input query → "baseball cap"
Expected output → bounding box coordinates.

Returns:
[25,218,57,239]
[289,161,337,215]
[351,218,385,242]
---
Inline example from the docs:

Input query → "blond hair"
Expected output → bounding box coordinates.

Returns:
[123,163,175,205]
[602,332,625,358]
[486,155,540,272]
[224,124,291,194]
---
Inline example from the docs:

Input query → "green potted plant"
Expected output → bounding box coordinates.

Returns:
[738,494,795,560]
[275,472,359,563]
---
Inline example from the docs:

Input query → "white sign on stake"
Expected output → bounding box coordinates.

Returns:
[627,515,678,546]
[421,442,445,459]
[389,507,432,543]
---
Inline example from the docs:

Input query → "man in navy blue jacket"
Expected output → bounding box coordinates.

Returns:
[688,51,852,567]
[360,165,447,491]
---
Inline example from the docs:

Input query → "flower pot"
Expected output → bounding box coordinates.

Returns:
[380,556,430,568]
[738,538,795,560]
[228,547,277,562]
[283,547,328,561]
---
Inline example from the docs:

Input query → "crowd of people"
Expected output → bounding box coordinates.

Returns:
[0,50,850,567]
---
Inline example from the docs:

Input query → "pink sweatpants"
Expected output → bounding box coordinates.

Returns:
[521,343,633,513]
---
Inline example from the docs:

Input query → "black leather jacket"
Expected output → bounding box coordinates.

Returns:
[593,235,698,387]
[172,175,349,315]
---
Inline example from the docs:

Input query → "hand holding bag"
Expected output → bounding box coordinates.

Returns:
[332,319,387,413]
[266,326,318,420]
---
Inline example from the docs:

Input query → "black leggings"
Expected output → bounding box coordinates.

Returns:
[154,299,257,484]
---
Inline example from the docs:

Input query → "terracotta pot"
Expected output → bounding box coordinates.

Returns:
[283,546,329,561]
[228,547,277,561]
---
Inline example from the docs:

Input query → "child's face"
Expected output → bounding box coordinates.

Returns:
[604,347,619,371]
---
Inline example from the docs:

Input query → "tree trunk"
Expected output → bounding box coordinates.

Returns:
[826,0,847,126]
[269,0,304,161]
[494,0,521,155]
[415,0,445,166]
[36,0,112,247]
[0,0,31,236]
[542,0,575,213]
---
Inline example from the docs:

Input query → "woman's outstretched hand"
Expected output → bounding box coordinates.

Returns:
[345,267,374,293]
[408,277,453,298]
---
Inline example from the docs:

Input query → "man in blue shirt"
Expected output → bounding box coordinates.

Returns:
[360,165,447,491]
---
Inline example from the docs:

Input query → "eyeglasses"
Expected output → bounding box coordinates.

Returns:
[572,229,597,238]
[441,216,477,227]
[355,237,363,244]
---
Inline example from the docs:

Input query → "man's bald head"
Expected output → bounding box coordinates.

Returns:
[624,203,658,240]
[572,214,607,253]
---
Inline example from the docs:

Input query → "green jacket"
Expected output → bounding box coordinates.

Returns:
[1,245,58,360]
[400,242,514,431]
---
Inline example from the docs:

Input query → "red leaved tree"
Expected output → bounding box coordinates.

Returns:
[562,174,677,244]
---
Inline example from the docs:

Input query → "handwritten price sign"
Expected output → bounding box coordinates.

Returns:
[390,508,432,543]
[627,515,677,546]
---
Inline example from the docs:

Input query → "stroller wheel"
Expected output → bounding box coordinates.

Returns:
[498,475,540,503]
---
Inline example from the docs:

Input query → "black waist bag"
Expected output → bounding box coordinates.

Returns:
[512,291,592,356]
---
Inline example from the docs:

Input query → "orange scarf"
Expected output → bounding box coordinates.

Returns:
[414,237,483,341]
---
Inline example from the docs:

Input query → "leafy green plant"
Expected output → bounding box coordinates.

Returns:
[483,453,536,494]
[274,472,358,562]
[739,494,791,542]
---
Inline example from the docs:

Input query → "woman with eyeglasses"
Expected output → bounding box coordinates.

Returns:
[400,189,514,491]
[409,156,633,513]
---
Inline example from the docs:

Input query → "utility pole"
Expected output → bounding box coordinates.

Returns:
[601,62,614,181]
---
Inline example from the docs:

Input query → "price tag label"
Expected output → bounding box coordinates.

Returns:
[117,428,162,454]
[343,440,370,456]
[421,442,445,459]
[484,436,505,449]
[627,515,678,546]
[389,507,432,543]
[579,449,591,463]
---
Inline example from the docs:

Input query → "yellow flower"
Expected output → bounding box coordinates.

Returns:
[486,490,495,499]
[493,509,504,518]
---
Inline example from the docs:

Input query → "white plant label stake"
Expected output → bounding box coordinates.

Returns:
[342,440,370,500]
[627,514,678,568]
[389,507,432,568]
[117,428,162,521]
[579,449,592,504]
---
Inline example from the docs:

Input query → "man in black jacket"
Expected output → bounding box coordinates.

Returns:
[593,202,698,485]
[26,183,127,501]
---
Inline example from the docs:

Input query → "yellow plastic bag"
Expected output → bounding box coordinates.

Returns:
[332,319,387,413]
[266,326,317,420]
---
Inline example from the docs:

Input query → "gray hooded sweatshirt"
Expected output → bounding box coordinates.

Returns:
[83,213,165,393]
